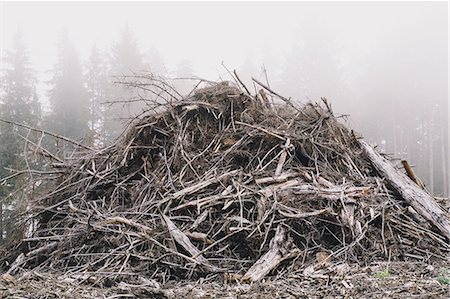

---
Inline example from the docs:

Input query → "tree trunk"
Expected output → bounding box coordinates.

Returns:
[428,120,435,195]
[0,201,3,243]
[442,125,448,197]
[360,140,450,241]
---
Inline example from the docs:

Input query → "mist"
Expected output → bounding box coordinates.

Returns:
[1,1,448,196]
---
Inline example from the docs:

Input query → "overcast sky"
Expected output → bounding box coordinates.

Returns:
[0,1,448,112]
[1,1,302,78]
[1,2,445,77]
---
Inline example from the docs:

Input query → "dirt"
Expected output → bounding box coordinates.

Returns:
[2,262,449,299]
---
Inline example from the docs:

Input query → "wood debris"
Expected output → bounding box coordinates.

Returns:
[1,76,448,286]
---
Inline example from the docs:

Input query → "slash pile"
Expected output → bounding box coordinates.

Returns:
[2,77,449,285]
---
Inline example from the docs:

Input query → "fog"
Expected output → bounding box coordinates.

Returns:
[0,1,448,195]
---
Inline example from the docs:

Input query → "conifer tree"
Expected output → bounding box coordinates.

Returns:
[0,29,41,242]
[86,45,109,145]
[48,29,90,140]
[104,25,145,141]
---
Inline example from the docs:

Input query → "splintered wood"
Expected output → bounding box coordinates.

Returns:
[162,215,218,272]
[243,225,300,282]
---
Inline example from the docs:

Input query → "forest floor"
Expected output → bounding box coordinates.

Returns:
[1,262,449,299]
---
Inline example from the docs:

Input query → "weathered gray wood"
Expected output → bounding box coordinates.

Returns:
[171,170,240,199]
[275,138,291,177]
[163,215,218,272]
[6,253,24,275]
[360,140,450,241]
[242,225,300,282]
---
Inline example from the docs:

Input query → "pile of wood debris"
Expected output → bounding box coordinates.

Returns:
[1,75,449,287]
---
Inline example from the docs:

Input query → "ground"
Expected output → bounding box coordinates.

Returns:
[1,262,449,299]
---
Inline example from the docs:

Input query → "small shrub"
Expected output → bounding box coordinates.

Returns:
[437,268,450,285]
[374,268,391,279]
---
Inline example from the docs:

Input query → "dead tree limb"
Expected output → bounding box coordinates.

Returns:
[162,215,219,272]
[360,140,450,241]
[401,160,425,189]
[242,225,300,282]
[0,118,94,150]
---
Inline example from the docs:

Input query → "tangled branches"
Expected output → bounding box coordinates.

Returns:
[2,76,448,285]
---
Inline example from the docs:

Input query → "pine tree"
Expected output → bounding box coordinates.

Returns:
[111,25,144,75]
[104,25,145,141]
[48,29,90,141]
[281,22,346,103]
[0,29,41,242]
[86,45,109,145]
[0,29,41,125]
[146,47,167,76]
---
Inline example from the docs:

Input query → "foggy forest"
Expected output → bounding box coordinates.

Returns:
[0,2,449,296]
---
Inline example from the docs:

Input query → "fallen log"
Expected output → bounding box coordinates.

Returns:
[360,140,450,241]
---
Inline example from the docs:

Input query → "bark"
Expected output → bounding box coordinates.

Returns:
[441,125,448,197]
[360,140,450,240]
[242,225,300,282]
[163,215,218,272]
[0,202,3,243]
[401,160,423,188]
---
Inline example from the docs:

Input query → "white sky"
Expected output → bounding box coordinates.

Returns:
[1,1,303,77]
[2,1,434,76]
[0,1,448,102]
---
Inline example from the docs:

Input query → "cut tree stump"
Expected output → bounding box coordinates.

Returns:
[360,140,450,241]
